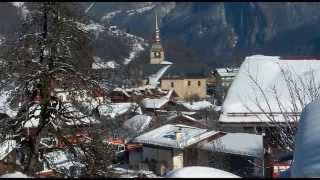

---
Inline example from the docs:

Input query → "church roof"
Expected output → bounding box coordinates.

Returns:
[142,63,209,79]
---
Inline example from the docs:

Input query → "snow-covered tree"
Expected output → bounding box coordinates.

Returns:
[0,2,116,177]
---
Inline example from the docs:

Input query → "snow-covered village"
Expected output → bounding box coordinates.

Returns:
[0,1,320,178]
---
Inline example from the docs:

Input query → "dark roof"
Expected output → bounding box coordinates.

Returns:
[142,63,210,79]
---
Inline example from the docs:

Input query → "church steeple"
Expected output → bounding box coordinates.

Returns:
[155,14,160,43]
[150,13,164,64]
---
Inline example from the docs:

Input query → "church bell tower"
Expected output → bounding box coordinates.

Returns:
[150,14,165,64]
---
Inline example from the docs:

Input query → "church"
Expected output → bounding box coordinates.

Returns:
[143,14,209,100]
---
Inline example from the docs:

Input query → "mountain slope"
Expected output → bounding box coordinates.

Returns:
[81,2,320,67]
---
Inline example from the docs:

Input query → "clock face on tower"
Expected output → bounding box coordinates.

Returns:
[154,51,161,58]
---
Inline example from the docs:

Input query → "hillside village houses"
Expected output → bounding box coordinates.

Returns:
[212,67,239,104]
[128,124,264,177]
[0,13,311,178]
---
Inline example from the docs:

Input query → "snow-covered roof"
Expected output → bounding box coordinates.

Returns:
[198,133,264,158]
[167,113,198,122]
[0,140,16,160]
[161,61,173,65]
[0,171,30,178]
[125,85,157,92]
[141,89,173,109]
[112,88,131,97]
[98,102,141,118]
[132,124,218,149]
[165,166,241,178]
[291,100,320,177]
[215,68,239,77]
[123,114,152,133]
[148,65,171,86]
[44,150,84,172]
[177,100,214,111]
[220,55,320,123]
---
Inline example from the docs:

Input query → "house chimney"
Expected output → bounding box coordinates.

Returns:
[175,127,183,142]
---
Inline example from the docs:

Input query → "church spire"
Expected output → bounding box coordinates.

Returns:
[155,13,160,43]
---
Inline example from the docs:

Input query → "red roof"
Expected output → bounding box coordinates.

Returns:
[126,143,142,151]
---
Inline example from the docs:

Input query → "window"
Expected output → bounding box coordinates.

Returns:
[188,81,191,86]
[171,82,174,88]
[243,127,254,133]
[198,81,201,86]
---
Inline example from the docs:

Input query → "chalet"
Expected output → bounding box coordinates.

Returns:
[213,67,239,103]
[165,113,208,129]
[219,55,320,152]
[141,89,174,112]
[176,100,214,111]
[129,124,263,177]
[123,114,153,134]
[109,88,133,103]
[97,102,142,119]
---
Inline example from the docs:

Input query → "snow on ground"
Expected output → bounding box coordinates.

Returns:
[78,21,147,66]
[148,65,171,86]
[123,114,152,133]
[177,100,214,111]
[101,10,122,21]
[106,25,147,65]
[0,171,30,178]
[92,56,119,69]
[126,4,156,16]
[76,22,105,38]
[220,55,320,123]
[165,166,241,178]
[123,42,145,65]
